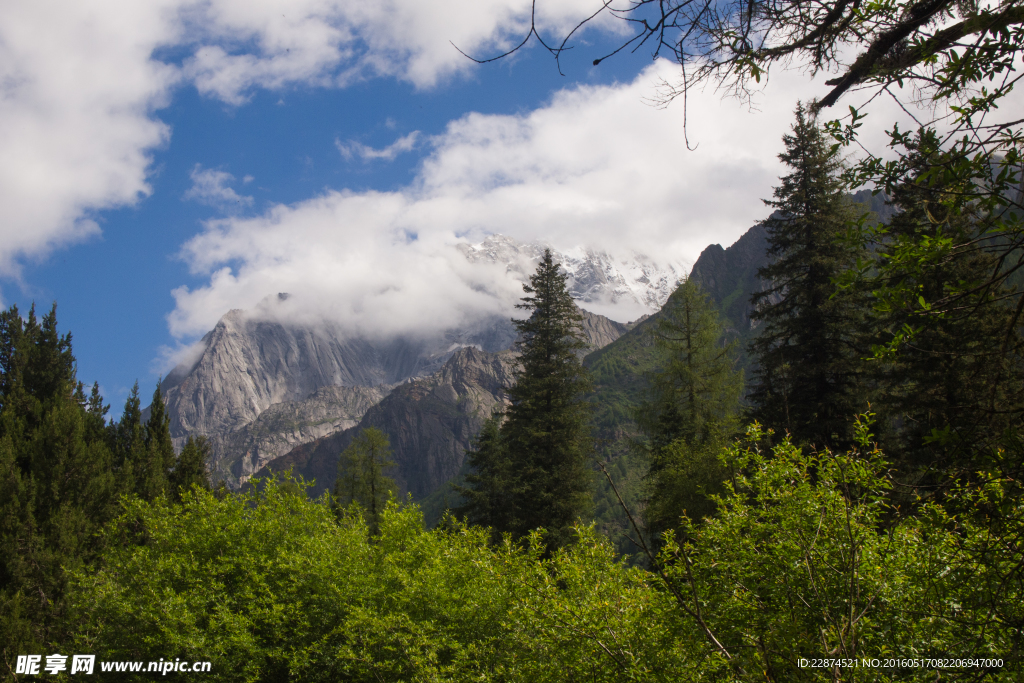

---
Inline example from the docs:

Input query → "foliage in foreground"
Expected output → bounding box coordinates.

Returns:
[69,416,1021,682]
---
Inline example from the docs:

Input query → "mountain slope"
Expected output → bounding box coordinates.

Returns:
[261,346,516,499]
[688,223,770,339]
[216,384,391,485]
[258,308,631,500]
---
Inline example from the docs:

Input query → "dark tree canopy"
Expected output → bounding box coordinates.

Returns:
[170,435,212,502]
[748,104,869,451]
[0,304,117,661]
[333,426,397,534]
[456,249,593,551]
[453,412,516,534]
[869,128,1024,481]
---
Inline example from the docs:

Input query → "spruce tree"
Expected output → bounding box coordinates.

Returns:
[748,104,868,451]
[113,383,148,499]
[170,435,212,502]
[84,381,109,443]
[636,277,742,540]
[333,427,396,533]
[143,382,175,499]
[453,412,518,535]
[494,249,593,550]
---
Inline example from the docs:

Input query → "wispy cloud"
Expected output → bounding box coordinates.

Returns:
[336,131,421,162]
[184,165,253,211]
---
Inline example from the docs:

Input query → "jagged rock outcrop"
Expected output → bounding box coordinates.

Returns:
[261,346,517,499]
[215,384,391,485]
[688,223,770,337]
[580,310,631,351]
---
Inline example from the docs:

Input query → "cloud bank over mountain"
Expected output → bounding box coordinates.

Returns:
[167,60,801,342]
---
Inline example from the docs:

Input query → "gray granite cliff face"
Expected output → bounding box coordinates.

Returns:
[159,308,476,486]
[161,310,438,439]
[160,300,631,488]
[580,309,631,351]
[261,346,518,499]
[216,384,391,486]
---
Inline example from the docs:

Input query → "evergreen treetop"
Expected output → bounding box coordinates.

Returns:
[333,427,397,534]
[501,248,593,550]
[636,276,742,540]
[453,411,517,535]
[637,276,742,453]
[170,435,212,502]
[748,104,869,451]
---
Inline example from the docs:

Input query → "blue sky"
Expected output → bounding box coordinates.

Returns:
[1,0,894,415]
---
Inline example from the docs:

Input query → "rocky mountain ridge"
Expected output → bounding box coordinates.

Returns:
[158,235,664,486]
[163,305,630,487]
[260,345,517,499]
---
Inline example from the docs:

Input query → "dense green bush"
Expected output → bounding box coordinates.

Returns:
[69,416,1021,681]
[70,480,680,682]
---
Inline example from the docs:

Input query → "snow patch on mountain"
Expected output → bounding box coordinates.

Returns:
[457,234,689,322]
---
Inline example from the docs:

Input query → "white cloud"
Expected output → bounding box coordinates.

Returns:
[0,0,612,275]
[336,131,421,161]
[168,191,521,338]
[179,0,616,103]
[184,165,253,210]
[167,61,804,338]
[153,338,208,376]
[0,0,178,275]
[166,51,1024,342]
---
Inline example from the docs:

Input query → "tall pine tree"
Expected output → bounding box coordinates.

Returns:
[460,249,592,551]
[332,427,396,534]
[143,382,175,500]
[453,412,517,536]
[748,104,868,451]
[113,383,147,499]
[636,277,742,540]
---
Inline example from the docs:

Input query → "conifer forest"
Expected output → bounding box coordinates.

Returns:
[4,1,1024,681]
